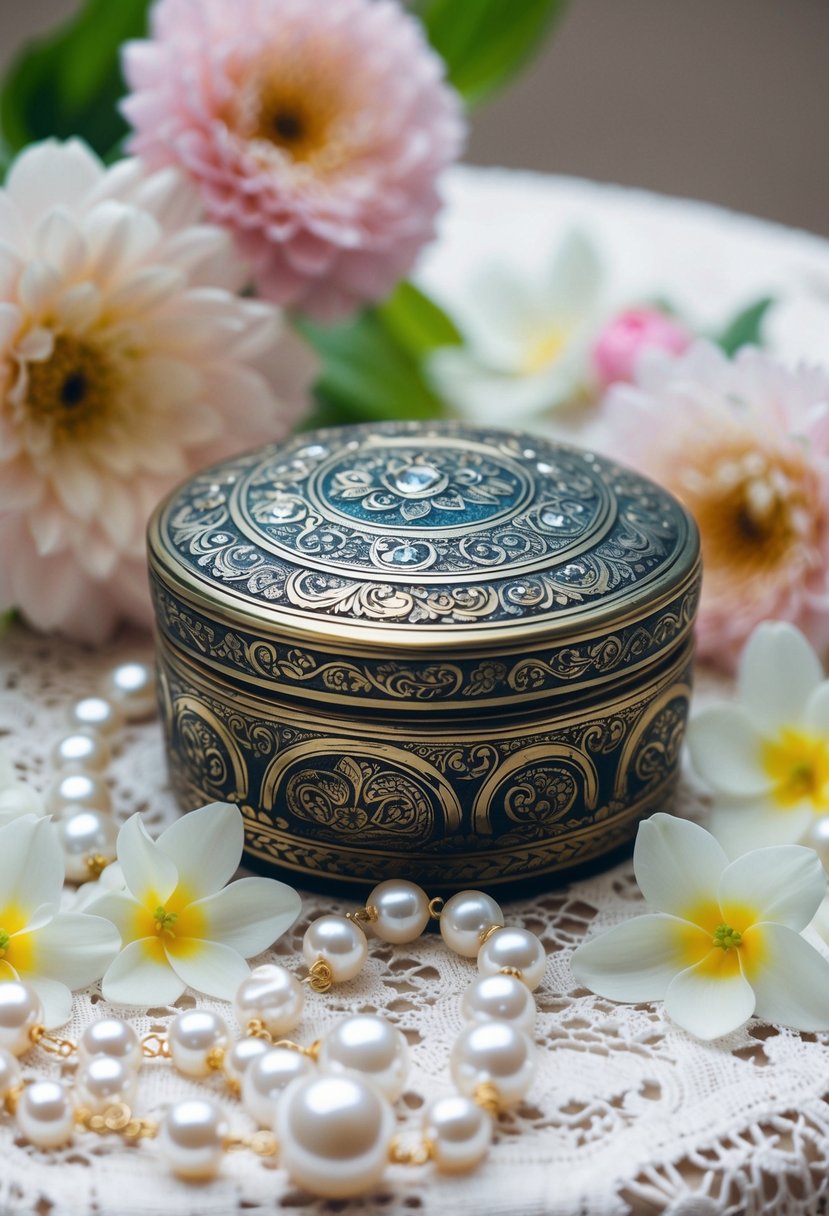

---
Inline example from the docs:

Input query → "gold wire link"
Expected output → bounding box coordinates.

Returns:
[427,897,444,920]
[302,958,334,993]
[479,923,503,945]
[388,1134,434,1166]
[246,1018,272,1041]
[141,1033,171,1059]
[29,1025,76,1058]
[498,966,523,980]
[346,904,378,927]
[473,1082,501,1118]
[205,1046,226,1072]
[75,1103,158,1140]
[270,1038,321,1061]
[85,853,113,879]
[223,1130,278,1157]
[4,1084,22,1116]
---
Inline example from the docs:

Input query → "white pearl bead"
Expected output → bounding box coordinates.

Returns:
[46,771,112,816]
[440,891,504,958]
[158,1098,228,1180]
[75,1055,138,1113]
[450,1023,536,1106]
[222,1036,270,1092]
[168,1010,229,1078]
[477,927,547,991]
[801,817,829,869]
[56,809,117,882]
[367,880,430,944]
[233,964,304,1036]
[78,1018,142,1070]
[318,1015,409,1101]
[101,662,157,722]
[462,974,536,1034]
[51,729,110,773]
[0,1047,21,1096]
[16,1080,75,1148]
[277,1074,395,1198]
[67,696,123,737]
[423,1095,493,1173]
[242,1047,314,1128]
[0,980,43,1056]
[303,916,367,984]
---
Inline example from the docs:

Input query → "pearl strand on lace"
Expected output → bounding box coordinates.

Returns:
[0,880,545,1198]
[46,662,156,881]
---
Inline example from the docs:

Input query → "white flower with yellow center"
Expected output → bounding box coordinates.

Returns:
[688,621,829,856]
[87,802,301,1005]
[0,746,44,827]
[0,814,120,1026]
[427,231,603,425]
[571,813,829,1040]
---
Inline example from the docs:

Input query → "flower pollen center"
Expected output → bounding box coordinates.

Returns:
[762,728,829,809]
[25,335,118,441]
[0,929,9,958]
[521,326,569,375]
[153,906,178,938]
[712,923,742,951]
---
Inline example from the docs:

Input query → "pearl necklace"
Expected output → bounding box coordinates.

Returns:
[0,880,544,1198]
[0,659,546,1198]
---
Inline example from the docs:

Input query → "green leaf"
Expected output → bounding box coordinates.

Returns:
[296,290,453,426]
[415,0,568,108]
[717,297,775,356]
[0,0,150,162]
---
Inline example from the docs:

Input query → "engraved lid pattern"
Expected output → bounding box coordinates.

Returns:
[150,422,698,641]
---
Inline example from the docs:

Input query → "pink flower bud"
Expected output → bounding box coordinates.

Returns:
[592,308,691,387]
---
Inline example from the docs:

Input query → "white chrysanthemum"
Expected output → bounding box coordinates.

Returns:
[0,139,314,643]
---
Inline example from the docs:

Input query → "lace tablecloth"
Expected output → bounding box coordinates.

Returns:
[5,170,829,1216]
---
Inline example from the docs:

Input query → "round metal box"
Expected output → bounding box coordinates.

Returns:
[148,422,700,889]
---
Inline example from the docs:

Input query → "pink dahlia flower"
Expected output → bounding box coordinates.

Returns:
[591,307,691,388]
[0,139,314,644]
[121,0,465,321]
[599,342,829,671]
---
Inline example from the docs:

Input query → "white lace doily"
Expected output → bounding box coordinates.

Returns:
[5,169,829,1216]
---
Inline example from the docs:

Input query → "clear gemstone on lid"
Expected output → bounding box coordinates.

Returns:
[391,543,420,564]
[394,465,441,495]
[540,509,566,528]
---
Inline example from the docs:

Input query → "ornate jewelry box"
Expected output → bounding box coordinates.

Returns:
[147,422,700,890]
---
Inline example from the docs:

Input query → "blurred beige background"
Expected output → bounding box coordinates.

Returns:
[2,0,827,236]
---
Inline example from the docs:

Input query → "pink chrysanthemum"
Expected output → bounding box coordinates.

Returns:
[599,342,829,671]
[121,0,465,321]
[0,139,314,644]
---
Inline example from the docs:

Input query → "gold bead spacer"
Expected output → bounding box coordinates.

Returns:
[205,1046,226,1072]
[473,1082,502,1118]
[346,904,378,927]
[223,1129,278,1157]
[75,1102,158,1140]
[427,897,444,920]
[388,1134,434,1166]
[85,853,113,879]
[479,923,503,945]
[499,966,524,980]
[302,958,334,993]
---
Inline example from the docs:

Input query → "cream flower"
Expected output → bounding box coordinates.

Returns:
[427,231,603,424]
[87,803,301,1005]
[571,813,829,1040]
[0,815,121,1027]
[688,621,829,856]
[598,342,829,670]
[0,746,44,826]
[0,138,313,643]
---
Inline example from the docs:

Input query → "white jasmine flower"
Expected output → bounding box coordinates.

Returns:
[87,803,301,1005]
[0,815,121,1027]
[0,746,45,826]
[571,813,829,1041]
[427,230,602,424]
[687,621,829,856]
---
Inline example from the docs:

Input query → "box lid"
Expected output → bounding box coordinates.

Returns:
[148,422,700,711]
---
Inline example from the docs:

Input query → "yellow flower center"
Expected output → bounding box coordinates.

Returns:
[24,335,120,443]
[672,899,767,981]
[761,727,829,809]
[712,923,742,950]
[0,929,9,958]
[153,906,179,938]
[520,326,569,375]
[0,905,36,973]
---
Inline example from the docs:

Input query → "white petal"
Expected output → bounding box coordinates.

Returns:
[570,913,695,1002]
[719,846,826,930]
[83,891,145,943]
[749,923,829,1031]
[634,813,727,918]
[25,977,73,1030]
[101,937,185,1007]
[709,801,813,858]
[805,682,829,733]
[0,781,45,821]
[664,954,756,1040]
[737,621,823,734]
[686,704,768,797]
[26,913,120,988]
[0,815,63,918]
[5,139,102,224]
[189,876,301,956]
[543,230,603,315]
[155,802,243,900]
[116,813,178,906]
[165,938,250,999]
